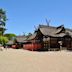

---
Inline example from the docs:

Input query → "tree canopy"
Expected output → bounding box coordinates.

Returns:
[0,36,8,45]
[4,33,16,40]
[0,8,17,46]
[0,8,7,21]
[0,8,7,35]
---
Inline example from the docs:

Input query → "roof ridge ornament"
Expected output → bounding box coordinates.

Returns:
[45,18,51,26]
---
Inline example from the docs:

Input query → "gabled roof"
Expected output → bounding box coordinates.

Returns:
[27,33,37,40]
[39,26,56,36]
[65,29,72,37]
[38,25,72,37]
[16,36,28,43]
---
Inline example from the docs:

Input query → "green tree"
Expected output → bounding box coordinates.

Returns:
[0,36,8,45]
[0,9,11,46]
[4,33,16,40]
[0,8,7,35]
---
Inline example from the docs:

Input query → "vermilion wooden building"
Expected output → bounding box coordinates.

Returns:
[23,25,72,51]
[7,36,28,49]
[15,36,28,48]
[7,24,72,51]
[23,33,43,51]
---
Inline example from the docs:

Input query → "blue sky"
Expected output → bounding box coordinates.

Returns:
[0,0,72,35]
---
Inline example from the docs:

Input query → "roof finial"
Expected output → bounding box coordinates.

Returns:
[45,18,51,26]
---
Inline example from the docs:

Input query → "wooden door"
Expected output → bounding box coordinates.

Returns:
[63,36,71,49]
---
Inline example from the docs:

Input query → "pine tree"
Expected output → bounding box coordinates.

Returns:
[0,8,7,35]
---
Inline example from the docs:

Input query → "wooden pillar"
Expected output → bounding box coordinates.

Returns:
[70,38,72,50]
[32,42,33,51]
[71,39,72,49]
[48,37,50,51]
